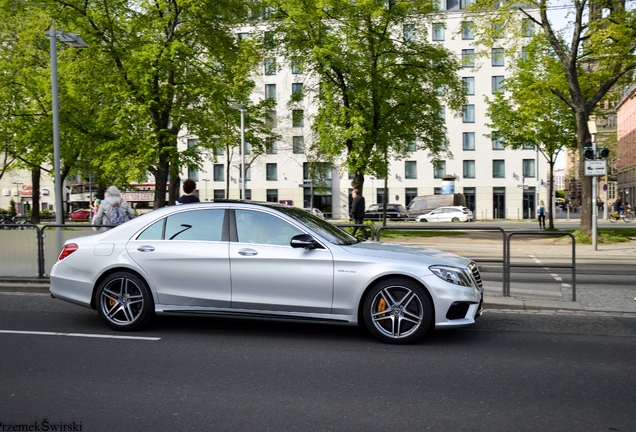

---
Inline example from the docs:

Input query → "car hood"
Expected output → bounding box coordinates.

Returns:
[341,241,473,267]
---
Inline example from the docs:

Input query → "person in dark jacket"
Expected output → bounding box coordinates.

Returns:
[348,189,367,239]
[177,179,200,204]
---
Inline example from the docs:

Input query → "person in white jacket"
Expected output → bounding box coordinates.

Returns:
[92,186,136,231]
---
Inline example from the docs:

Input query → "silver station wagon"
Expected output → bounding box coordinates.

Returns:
[50,202,484,344]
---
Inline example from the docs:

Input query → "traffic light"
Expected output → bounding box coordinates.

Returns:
[582,147,610,160]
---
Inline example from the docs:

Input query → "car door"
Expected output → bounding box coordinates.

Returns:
[229,209,334,314]
[428,208,443,222]
[127,208,231,307]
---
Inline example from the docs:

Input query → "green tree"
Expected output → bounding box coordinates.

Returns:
[485,35,577,228]
[265,0,465,193]
[467,0,636,235]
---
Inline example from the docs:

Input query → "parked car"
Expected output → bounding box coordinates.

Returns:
[50,201,483,344]
[68,209,91,222]
[406,193,466,221]
[304,207,325,219]
[415,206,474,223]
[364,203,407,221]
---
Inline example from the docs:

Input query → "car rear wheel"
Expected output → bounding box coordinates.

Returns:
[96,272,153,331]
[419,218,427,222]
[363,278,432,344]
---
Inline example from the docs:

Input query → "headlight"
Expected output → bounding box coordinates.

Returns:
[429,265,474,287]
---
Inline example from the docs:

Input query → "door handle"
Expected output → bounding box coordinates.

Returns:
[238,248,258,256]
[137,246,155,252]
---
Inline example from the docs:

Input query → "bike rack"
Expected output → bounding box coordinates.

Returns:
[505,231,576,301]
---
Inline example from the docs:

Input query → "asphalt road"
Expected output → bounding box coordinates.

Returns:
[1,294,635,431]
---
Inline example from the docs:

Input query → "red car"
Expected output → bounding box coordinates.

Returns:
[69,209,91,222]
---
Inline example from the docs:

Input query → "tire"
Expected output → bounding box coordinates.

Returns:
[625,213,634,223]
[419,219,427,222]
[610,216,617,223]
[451,217,460,222]
[362,277,433,344]
[96,272,154,331]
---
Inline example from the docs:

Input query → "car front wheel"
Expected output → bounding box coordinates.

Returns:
[363,278,433,344]
[96,272,154,331]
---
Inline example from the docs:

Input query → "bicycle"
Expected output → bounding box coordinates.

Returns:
[609,211,634,223]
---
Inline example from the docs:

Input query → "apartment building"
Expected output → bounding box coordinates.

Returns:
[181,8,548,220]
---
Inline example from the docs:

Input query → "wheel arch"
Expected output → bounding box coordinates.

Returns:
[356,274,435,328]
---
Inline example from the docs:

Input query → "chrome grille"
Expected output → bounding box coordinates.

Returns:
[469,262,483,290]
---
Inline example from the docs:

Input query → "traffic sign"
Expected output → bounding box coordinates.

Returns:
[584,160,606,176]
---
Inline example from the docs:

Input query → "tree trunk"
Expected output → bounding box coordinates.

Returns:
[576,110,593,236]
[30,168,41,224]
[548,159,555,229]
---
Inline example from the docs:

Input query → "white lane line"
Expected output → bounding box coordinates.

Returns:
[562,283,571,288]
[0,330,160,340]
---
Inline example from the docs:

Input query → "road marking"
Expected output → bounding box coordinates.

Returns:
[0,330,160,341]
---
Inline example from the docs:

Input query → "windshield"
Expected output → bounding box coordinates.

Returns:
[274,206,358,245]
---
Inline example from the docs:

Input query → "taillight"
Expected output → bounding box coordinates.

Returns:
[57,243,78,262]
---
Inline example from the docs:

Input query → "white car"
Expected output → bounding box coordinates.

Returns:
[304,208,325,219]
[415,206,474,223]
[50,202,483,344]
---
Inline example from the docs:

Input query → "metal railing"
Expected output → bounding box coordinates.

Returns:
[506,231,576,301]
[0,223,576,301]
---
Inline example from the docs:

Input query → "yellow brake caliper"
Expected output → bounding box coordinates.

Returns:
[377,298,387,317]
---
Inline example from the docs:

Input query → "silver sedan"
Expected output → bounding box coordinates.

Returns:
[50,202,484,344]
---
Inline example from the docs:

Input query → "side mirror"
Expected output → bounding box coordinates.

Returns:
[290,234,320,249]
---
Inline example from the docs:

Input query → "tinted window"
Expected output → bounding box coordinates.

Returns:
[137,219,164,240]
[163,209,225,241]
[236,210,303,246]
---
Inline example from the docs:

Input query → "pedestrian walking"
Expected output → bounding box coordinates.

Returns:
[537,200,546,229]
[92,186,135,231]
[177,179,200,204]
[348,189,367,239]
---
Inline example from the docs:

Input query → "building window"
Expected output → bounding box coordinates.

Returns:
[213,190,225,200]
[213,164,224,181]
[264,31,276,49]
[463,105,475,123]
[462,77,475,95]
[492,76,504,94]
[266,111,277,128]
[292,136,305,154]
[434,187,442,194]
[265,84,276,101]
[462,49,475,68]
[492,23,504,39]
[292,110,304,127]
[264,58,276,75]
[493,160,505,178]
[434,161,446,178]
[244,166,251,181]
[523,159,535,178]
[523,143,534,150]
[405,188,418,207]
[265,139,277,154]
[237,32,249,41]
[492,48,505,67]
[439,105,446,120]
[407,135,417,152]
[463,160,475,178]
[244,189,252,200]
[405,161,417,179]
[214,146,224,156]
[403,24,415,42]
[522,18,535,37]
[266,163,277,181]
[188,168,198,181]
[304,162,332,180]
[434,0,444,10]
[492,132,504,150]
[461,21,474,40]
[432,23,444,41]
[291,83,304,99]
[522,46,529,61]
[463,132,475,150]
[460,0,474,8]
[266,189,278,202]
[291,58,303,74]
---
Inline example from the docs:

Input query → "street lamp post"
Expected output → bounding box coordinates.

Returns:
[229,103,246,200]
[45,23,88,229]
[201,178,209,201]
[588,119,598,251]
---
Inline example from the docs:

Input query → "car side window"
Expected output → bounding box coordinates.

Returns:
[164,209,225,241]
[236,210,303,246]
[137,219,164,240]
